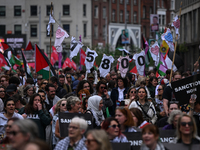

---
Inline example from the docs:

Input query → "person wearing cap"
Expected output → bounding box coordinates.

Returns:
[6,84,18,98]
[35,75,43,88]
[72,80,80,94]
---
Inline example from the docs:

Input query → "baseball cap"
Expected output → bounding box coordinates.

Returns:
[6,84,17,92]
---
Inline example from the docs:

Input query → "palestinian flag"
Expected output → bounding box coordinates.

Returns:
[156,52,168,76]
[35,44,56,79]
[21,49,32,78]
[141,34,151,67]
[0,53,11,71]
[164,48,184,71]
[25,41,34,50]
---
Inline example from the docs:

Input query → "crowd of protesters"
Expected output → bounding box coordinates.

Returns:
[0,62,200,150]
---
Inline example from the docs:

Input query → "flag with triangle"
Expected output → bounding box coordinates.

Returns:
[80,49,86,66]
[0,53,11,70]
[25,41,33,50]
[21,49,32,79]
[35,44,56,79]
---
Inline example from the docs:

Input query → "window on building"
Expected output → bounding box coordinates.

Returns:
[134,0,137,5]
[30,6,37,16]
[126,11,129,23]
[94,6,98,18]
[0,25,5,35]
[14,25,21,35]
[120,0,123,4]
[193,9,197,39]
[83,4,86,16]
[103,25,106,39]
[46,45,51,57]
[143,26,146,37]
[120,10,123,22]
[83,23,87,38]
[150,7,152,16]
[14,6,21,16]
[171,13,174,22]
[171,0,174,9]
[63,5,70,15]
[94,25,98,39]
[46,5,53,16]
[143,6,146,18]
[0,6,6,16]
[134,11,137,23]
[103,7,106,19]
[112,10,115,22]
[126,0,129,4]
[46,24,53,37]
[162,15,165,25]
[112,0,115,3]
[63,24,70,34]
[30,25,37,37]
[159,15,161,25]
[161,0,164,8]
[157,0,160,7]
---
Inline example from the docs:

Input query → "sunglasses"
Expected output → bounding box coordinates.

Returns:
[5,125,12,128]
[0,91,5,93]
[101,87,106,89]
[67,77,71,79]
[109,124,120,129]
[0,80,5,82]
[181,122,193,127]
[9,131,22,136]
[157,89,163,91]
[61,103,66,106]
[130,91,136,94]
[85,139,98,145]
[42,82,48,85]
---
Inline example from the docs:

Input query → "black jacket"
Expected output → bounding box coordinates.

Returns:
[56,86,67,98]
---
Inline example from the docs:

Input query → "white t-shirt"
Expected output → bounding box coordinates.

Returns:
[133,51,145,76]
[99,54,114,78]
[69,36,83,61]
[118,56,131,78]
[85,48,98,72]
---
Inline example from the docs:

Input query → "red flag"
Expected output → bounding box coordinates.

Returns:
[25,41,33,50]
[62,58,77,70]
[51,46,58,65]
[130,66,137,74]
[80,49,86,66]
[0,53,8,67]
[1,42,10,50]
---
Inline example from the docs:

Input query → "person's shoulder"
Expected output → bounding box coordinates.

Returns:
[55,136,69,149]
[13,112,24,119]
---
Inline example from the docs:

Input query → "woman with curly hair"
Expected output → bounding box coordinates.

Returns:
[76,80,94,96]
[18,93,51,140]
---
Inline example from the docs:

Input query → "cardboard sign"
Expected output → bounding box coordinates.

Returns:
[171,74,200,105]
[59,112,93,137]
[124,129,176,149]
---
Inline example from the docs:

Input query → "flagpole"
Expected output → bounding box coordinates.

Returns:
[79,35,82,71]
[169,2,182,84]
[49,2,53,82]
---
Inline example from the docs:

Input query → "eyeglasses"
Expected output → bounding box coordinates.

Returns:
[9,131,22,136]
[181,122,193,127]
[130,91,136,94]
[68,126,79,130]
[109,124,120,129]
[61,103,66,106]
[157,89,163,91]
[85,139,98,145]
[5,125,12,128]
[101,87,106,89]
[67,77,71,79]
[0,91,5,93]
[0,80,6,82]
[42,82,48,85]
[84,86,90,88]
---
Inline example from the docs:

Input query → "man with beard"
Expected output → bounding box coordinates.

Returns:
[54,117,88,150]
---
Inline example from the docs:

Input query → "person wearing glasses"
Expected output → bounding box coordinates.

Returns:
[0,86,6,102]
[9,119,39,150]
[171,114,200,145]
[101,117,128,143]
[94,80,113,118]
[0,117,19,144]
[52,98,67,148]
[76,80,94,96]
[18,93,51,140]
[126,87,137,107]
[0,98,23,138]
[54,117,88,150]
[0,75,9,88]
[85,129,112,150]
[38,79,48,91]
[141,124,167,150]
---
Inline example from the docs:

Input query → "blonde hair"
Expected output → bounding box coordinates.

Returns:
[86,129,112,150]
[54,98,67,114]
[176,114,198,139]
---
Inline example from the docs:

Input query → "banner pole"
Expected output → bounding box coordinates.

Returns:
[49,2,53,82]
[169,2,182,84]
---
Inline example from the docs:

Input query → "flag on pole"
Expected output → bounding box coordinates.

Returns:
[51,46,58,66]
[80,49,86,66]
[62,58,77,70]
[35,44,56,79]
[70,36,83,61]
[25,41,34,50]
[21,49,32,78]
[0,53,11,70]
